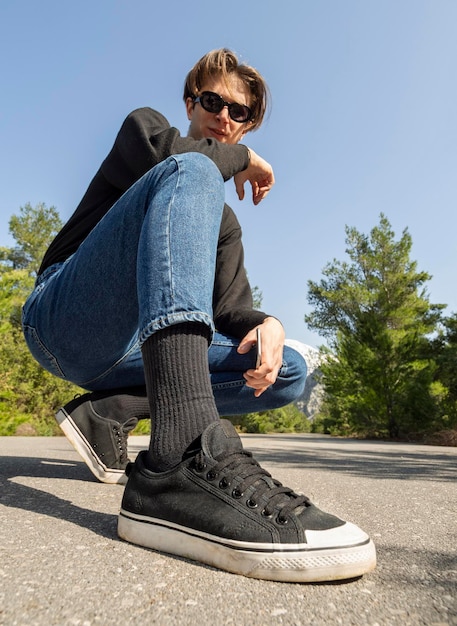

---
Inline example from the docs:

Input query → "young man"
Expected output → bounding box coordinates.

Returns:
[22,49,376,582]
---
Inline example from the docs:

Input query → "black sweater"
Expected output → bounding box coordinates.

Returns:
[38,107,269,338]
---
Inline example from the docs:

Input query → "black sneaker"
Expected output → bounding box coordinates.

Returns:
[118,420,376,582]
[56,393,138,484]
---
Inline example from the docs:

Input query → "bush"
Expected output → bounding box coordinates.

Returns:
[228,404,311,434]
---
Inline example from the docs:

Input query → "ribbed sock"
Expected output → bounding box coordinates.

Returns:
[141,322,219,472]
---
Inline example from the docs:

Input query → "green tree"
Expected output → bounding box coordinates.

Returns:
[252,285,263,310]
[0,203,81,435]
[431,313,457,429]
[7,202,62,275]
[305,214,444,438]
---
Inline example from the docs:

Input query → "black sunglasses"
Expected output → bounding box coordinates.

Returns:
[193,91,252,123]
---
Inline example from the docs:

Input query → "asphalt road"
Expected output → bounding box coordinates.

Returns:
[1,433,456,626]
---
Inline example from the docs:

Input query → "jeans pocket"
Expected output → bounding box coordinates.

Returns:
[22,323,66,379]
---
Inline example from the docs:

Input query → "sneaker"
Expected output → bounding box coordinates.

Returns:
[118,419,376,582]
[56,393,138,485]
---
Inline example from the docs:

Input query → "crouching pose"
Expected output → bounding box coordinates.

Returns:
[22,49,375,582]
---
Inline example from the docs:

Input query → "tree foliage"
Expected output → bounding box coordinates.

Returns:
[7,202,62,275]
[251,284,263,309]
[430,313,457,428]
[2,205,455,440]
[0,203,82,435]
[0,203,300,436]
[305,214,450,438]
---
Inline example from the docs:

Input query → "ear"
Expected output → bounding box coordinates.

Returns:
[185,97,195,121]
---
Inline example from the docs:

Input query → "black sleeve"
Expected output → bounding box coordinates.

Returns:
[213,205,269,338]
[38,107,251,274]
[101,107,250,192]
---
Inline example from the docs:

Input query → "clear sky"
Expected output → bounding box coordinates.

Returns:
[1,0,456,347]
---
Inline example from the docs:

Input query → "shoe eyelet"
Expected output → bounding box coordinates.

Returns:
[206,470,218,481]
[276,515,288,525]
[219,478,230,489]
[246,498,258,509]
[261,509,273,519]
[232,488,243,499]
[194,461,207,473]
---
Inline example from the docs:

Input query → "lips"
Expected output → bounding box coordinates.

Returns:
[209,128,226,138]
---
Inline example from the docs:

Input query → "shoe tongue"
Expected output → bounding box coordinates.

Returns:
[201,419,243,459]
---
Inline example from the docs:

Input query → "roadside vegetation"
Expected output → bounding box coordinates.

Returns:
[1,205,455,443]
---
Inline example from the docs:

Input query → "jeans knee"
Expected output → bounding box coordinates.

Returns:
[173,152,223,187]
[275,346,307,405]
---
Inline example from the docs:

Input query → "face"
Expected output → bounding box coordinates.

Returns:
[186,76,252,145]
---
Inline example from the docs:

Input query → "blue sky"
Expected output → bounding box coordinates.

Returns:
[1,0,456,347]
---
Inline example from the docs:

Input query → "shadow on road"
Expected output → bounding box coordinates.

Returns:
[246,445,456,483]
[0,455,118,539]
[127,435,457,483]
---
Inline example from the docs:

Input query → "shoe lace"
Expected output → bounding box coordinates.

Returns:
[113,418,137,464]
[193,449,311,522]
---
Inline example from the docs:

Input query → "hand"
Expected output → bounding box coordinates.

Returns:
[237,317,285,397]
[234,148,275,205]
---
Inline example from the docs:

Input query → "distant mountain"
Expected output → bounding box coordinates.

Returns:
[285,339,325,419]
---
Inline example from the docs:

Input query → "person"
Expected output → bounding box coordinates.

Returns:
[22,48,376,582]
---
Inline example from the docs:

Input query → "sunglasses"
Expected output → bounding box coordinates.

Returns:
[193,91,252,123]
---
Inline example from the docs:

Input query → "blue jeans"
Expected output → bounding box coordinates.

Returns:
[22,153,306,415]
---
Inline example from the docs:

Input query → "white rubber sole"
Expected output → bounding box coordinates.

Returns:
[118,509,376,582]
[55,408,128,485]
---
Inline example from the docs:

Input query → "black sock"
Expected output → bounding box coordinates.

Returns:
[141,322,218,472]
[89,387,150,422]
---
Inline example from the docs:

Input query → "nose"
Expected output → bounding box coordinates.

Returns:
[216,106,231,123]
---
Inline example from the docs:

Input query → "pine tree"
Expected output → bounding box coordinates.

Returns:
[305,214,444,438]
[431,313,457,430]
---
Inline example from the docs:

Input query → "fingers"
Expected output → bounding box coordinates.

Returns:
[234,171,246,201]
[242,345,281,393]
[239,318,285,396]
[238,328,274,394]
[252,180,272,205]
[233,149,275,205]
[237,325,259,351]
[243,365,280,397]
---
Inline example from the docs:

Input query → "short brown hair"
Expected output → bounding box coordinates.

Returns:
[183,48,270,132]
